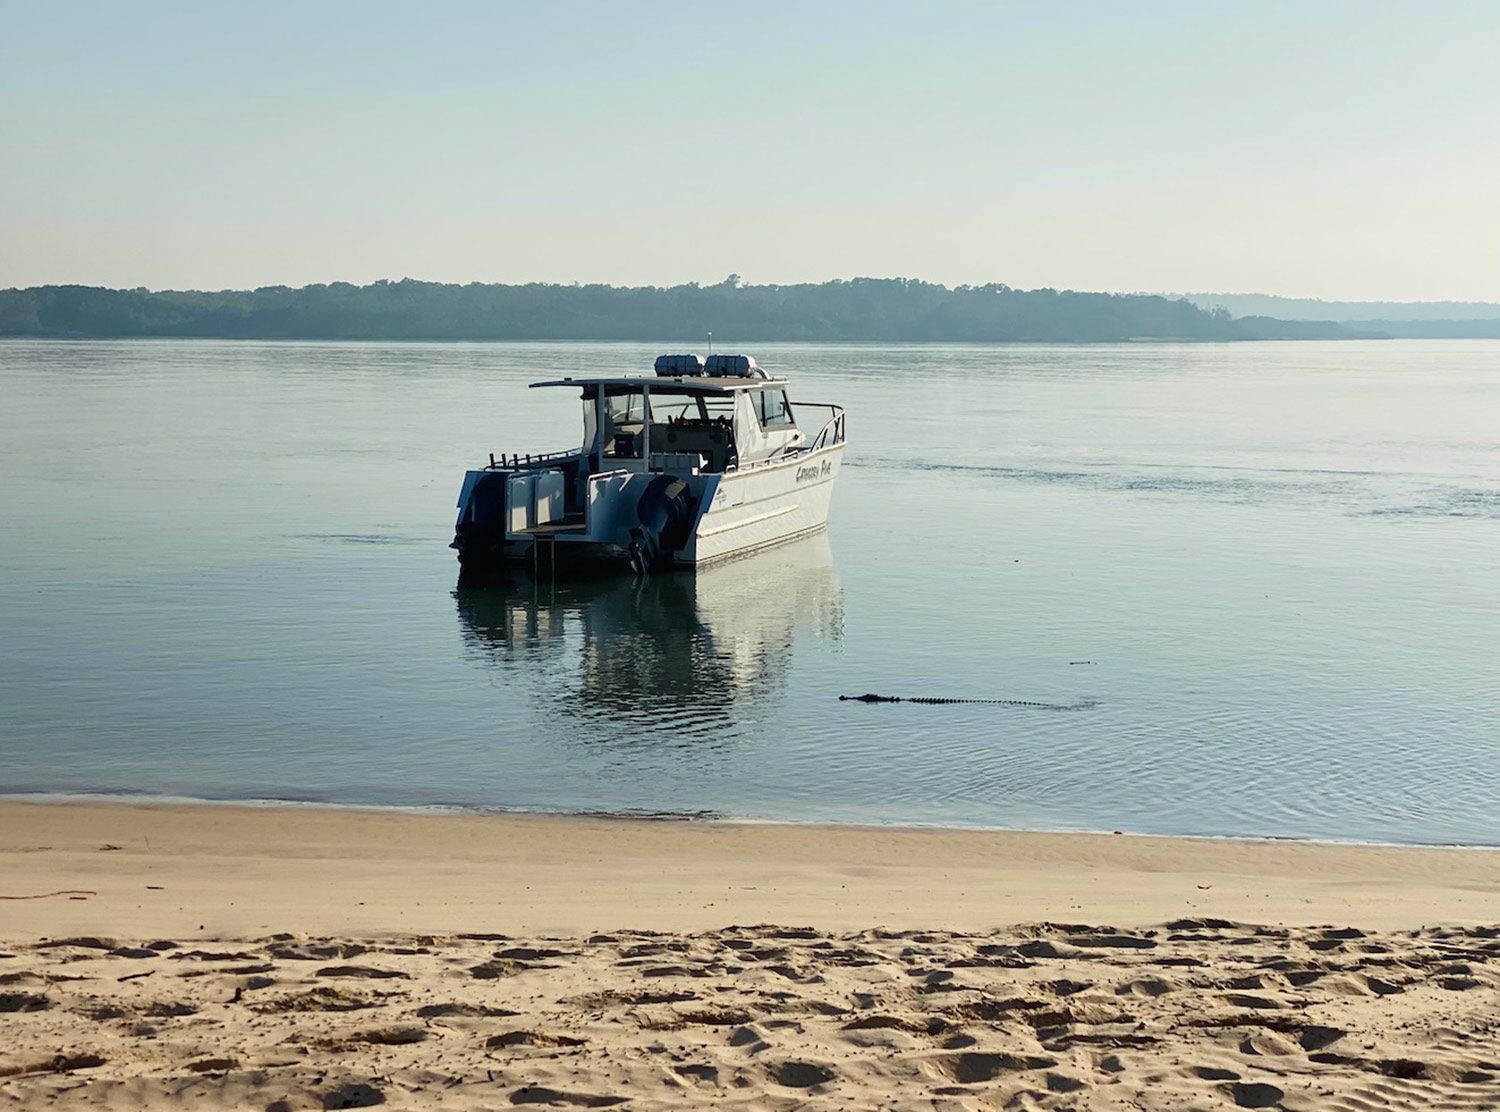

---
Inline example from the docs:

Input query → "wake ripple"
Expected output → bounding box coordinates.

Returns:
[852,457,1500,520]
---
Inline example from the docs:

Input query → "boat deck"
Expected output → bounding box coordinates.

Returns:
[516,518,588,537]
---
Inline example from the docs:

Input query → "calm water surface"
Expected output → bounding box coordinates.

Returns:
[1,339,1496,844]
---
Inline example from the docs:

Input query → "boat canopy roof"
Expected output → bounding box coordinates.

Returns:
[530,376,789,393]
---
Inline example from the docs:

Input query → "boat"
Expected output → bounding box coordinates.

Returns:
[450,353,846,573]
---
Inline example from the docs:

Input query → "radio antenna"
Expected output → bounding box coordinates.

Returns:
[707,331,713,356]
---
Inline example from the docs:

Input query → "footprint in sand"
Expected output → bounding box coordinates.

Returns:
[414,1002,519,1019]
[1365,1056,1495,1082]
[771,1060,838,1088]
[469,960,535,979]
[1225,1081,1284,1108]
[1190,1066,1241,1080]
[729,1024,770,1052]
[947,996,1047,1022]
[146,1001,198,1017]
[508,1085,626,1107]
[639,965,693,978]
[170,948,261,962]
[1327,973,1404,997]
[1438,975,1484,990]
[1117,977,1175,997]
[1240,1031,1300,1056]
[1177,916,1243,928]
[77,1004,128,1021]
[267,941,368,962]
[495,946,575,960]
[250,986,377,1014]
[1285,969,1326,987]
[345,1027,428,1047]
[1227,973,1290,991]
[1016,940,1077,959]
[841,1014,930,1034]
[1044,1071,1088,1093]
[940,1052,1058,1083]
[570,989,697,1008]
[316,1080,385,1109]
[1222,992,1286,1010]
[33,936,116,951]
[0,1053,107,1078]
[1298,1025,1345,1051]
[671,1008,754,1027]
[486,1030,585,1049]
[316,965,408,980]
[1063,933,1158,950]
[0,991,50,1013]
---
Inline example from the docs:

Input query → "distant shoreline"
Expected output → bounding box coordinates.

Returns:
[5,280,1497,343]
[0,278,1417,343]
[13,331,1500,344]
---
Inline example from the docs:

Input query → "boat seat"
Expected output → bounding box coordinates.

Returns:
[605,423,644,459]
[650,422,731,472]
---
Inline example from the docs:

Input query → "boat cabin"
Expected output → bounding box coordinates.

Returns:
[532,354,803,480]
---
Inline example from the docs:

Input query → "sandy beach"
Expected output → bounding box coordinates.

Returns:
[4,800,1500,1109]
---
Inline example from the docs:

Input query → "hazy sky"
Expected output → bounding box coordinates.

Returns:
[3,1,1496,299]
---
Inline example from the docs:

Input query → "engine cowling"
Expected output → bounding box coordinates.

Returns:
[628,475,694,575]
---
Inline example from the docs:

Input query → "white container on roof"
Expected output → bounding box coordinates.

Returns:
[654,353,704,377]
[704,354,766,378]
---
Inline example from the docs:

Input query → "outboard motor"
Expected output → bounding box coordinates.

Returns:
[628,474,694,575]
[450,471,511,567]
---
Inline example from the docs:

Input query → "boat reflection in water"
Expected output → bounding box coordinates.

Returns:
[454,532,844,739]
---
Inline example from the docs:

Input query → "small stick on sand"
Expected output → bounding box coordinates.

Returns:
[0,890,98,900]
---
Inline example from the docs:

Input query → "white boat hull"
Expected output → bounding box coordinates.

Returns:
[682,445,842,566]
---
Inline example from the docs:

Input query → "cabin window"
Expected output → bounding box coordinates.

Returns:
[648,392,698,422]
[602,390,647,459]
[580,392,599,454]
[605,392,646,427]
[756,389,794,428]
[698,395,736,422]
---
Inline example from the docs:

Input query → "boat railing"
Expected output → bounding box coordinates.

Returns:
[797,403,846,452]
[727,404,846,473]
[484,447,576,471]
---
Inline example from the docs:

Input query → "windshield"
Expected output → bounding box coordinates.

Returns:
[756,389,794,427]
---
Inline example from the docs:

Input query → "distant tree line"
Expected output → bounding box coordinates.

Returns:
[1181,292,1500,323]
[1338,319,1500,339]
[0,276,1374,343]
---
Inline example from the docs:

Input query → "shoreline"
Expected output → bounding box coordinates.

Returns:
[8,790,1498,853]
[4,798,1498,939]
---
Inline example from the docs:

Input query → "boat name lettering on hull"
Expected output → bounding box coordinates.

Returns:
[795,460,834,483]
